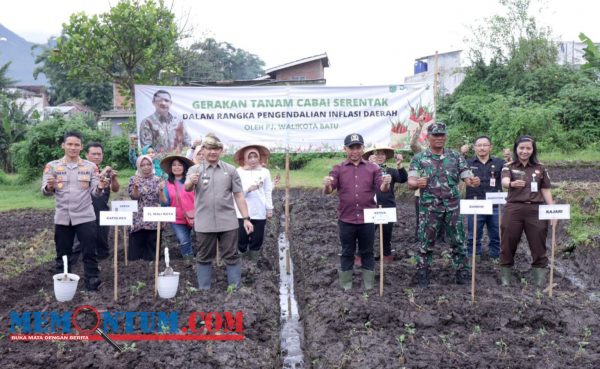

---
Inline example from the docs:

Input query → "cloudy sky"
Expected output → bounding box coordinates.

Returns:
[1,0,598,85]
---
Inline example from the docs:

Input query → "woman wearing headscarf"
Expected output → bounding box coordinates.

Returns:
[499,135,555,287]
[129,143,164,178]
[160,155,196,260]
[128,155,166,261]
[233,144,274,261]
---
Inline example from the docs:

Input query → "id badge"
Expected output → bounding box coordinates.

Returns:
[490,178,496,187]
[531,182,538,192]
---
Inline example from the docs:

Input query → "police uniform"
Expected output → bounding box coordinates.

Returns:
[500,161,551,267]
[42,158,102,285]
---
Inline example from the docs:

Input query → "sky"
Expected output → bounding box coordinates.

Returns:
[1,0,598,86]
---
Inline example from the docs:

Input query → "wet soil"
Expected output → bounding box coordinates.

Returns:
[285,188,600,369]
[0,216,283,369]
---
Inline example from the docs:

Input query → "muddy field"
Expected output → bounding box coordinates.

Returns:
[0,214,282,368]
[0,166,598,369]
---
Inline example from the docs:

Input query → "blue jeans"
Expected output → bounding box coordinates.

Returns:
[170,223,193,257]
[466,206,500,258]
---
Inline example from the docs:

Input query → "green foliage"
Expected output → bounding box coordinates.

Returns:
[178,38,265,83]
[579,32,600,71]
[33,46,113,113]
[268,152,344,170]
[50,0,181,101]
[10,115,130,181]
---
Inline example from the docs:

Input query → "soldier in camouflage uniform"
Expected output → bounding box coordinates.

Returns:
[407,122,480,287]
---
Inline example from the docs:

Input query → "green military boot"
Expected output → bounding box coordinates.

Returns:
[499,266,512,287]
[362,269,375,291]
[248,250,260,262]
[532,268,547,288]
[338,270,353,291]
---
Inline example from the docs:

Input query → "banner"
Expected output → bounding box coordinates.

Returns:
[134,84,433,154]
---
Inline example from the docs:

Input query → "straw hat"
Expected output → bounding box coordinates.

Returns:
[160,155,194,175]
[362,144,394,160]
[234,144,271,166]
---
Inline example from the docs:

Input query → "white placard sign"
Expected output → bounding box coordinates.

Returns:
[364,208,397,224]
[143,207,176,222]
[485,192,508,205]
[111,200,138,212]
[100,211,133,226]
[460,200,493,215]
[539,204,571,220]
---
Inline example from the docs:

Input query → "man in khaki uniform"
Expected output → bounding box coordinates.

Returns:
[42,131,109,291]
[185,133,253,290]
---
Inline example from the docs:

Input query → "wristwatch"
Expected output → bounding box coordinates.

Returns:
[243,216,251,221]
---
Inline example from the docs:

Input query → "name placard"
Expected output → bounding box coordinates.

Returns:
[364,208,397,224]
[143,207,176,222]
[485,192,507,205]
[111,200,138,212]
[99,211,133,226]
[460,200,493,215]
[539,204,570,220]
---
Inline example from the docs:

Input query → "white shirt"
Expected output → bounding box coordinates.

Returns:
[234,166,274,219]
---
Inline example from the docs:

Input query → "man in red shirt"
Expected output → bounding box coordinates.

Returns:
[323,133,391,291]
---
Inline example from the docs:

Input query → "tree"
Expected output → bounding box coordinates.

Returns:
[50,0,180,104]
[179,38,265,83]
[579,32,600,72]
[34,46,113,113]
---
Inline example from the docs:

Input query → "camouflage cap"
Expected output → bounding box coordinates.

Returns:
[427,122,447,135]
[202,132,223,149]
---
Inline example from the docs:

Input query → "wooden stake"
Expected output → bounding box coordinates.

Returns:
[498,205,502,244]
[548,222,557,297]
[433,50,439,120]
[124,228,128,266]
[471,213,478,303]
[285,150,290,274]
[154,221,161,298]
[379,220,384,297]
[113,225,118,302]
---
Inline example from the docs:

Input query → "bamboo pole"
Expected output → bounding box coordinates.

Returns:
[113,225,118,301]
[154,221,161,298]
[124,228,128,266]
[379,213,384,296]
[285,150,290,274]
[548,222,557,297]
[471,213,478,303]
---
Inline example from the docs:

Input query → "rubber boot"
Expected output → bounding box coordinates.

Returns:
[416,269,430,288]
[338,270,353,291]
[500,266,512,287]
[532,267,547,288]
[196,263,213,290]
[362,269,375,291]
[455,269,470,285]
[226,262,242,289]
[248,250,260,262]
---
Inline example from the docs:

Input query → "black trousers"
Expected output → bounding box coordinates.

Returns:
[238,219,266,252]
[55,221,99,278]
[129,229,157,261]
[339,220,375,271]
[374,222,394,256]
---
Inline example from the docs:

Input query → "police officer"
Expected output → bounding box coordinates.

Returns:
[460,136,505,262]
[42,131,109,291]
[500,135,555,287]
[407,122,480,287]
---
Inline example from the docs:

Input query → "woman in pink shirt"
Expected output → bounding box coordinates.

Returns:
[160,155,196,259]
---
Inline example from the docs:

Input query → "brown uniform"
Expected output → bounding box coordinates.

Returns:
[500,161,551,267]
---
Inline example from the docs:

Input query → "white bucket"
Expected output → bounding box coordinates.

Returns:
[53,273,80,302]
[157,272,180,299]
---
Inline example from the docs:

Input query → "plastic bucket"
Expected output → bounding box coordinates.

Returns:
[157,272,180,299]
[53,273,80,302]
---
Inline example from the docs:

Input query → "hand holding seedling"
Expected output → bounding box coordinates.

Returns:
[465,176,480,187]
[189,173,200,184]
[47,173,57,191]
[460,144,470,155]
[382,174,392,185]
[511,180,526,188]
[323,176,334,187]
[416,176,428,188]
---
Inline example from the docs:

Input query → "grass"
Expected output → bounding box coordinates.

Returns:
[539,149,600,164]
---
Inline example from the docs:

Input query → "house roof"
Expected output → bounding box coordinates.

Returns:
[265,53,329,75]
[415,49,462,61]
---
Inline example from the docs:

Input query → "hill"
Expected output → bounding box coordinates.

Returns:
[0,23,48,86]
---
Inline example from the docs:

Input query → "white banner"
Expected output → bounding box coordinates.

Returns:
[539,204,571,220]
[485,192,507,205]
[364,208,397,224]
[99,211,133,226]
[134,84,434,154]
[111,200,138,213]
[143,207,176,222]
[460,200,493,215]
